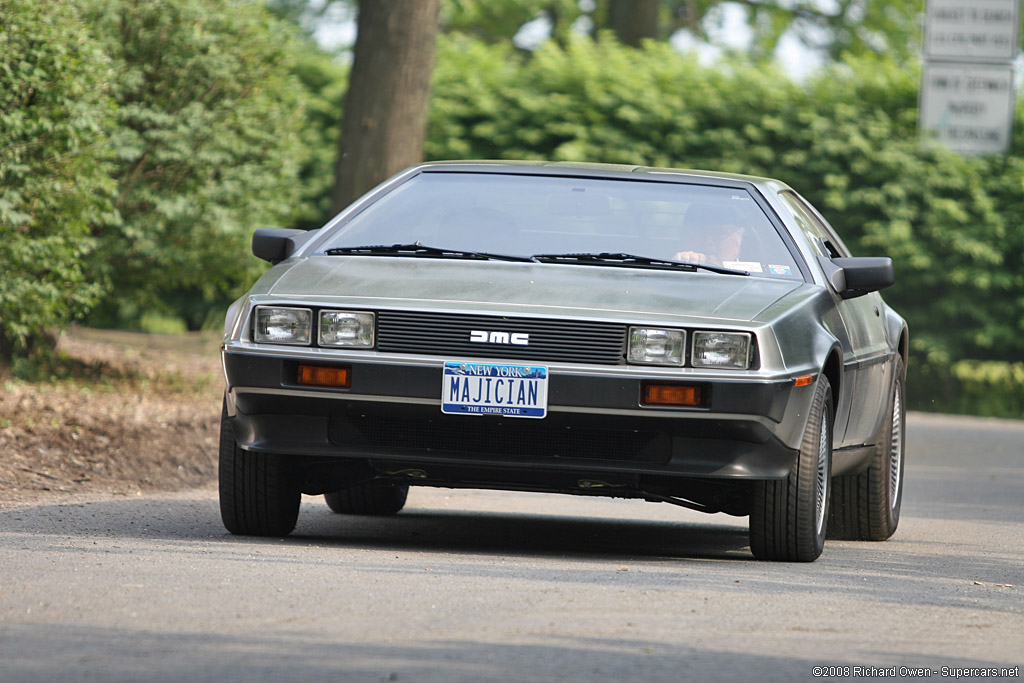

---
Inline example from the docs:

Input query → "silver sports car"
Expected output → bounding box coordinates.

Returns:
[220,161,907,561]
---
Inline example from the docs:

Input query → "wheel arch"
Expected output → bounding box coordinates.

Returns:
[883,305,909,368]
[822,346,842,421]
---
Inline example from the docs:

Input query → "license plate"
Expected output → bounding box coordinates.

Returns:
[441,361,548,418]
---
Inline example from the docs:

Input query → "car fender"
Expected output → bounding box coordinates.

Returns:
[223,295,247,340]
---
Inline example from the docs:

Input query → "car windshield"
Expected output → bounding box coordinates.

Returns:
[318,172,802,279]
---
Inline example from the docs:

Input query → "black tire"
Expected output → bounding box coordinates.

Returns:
[324,480,409,515]
[828,357,905,541]
[218,401,300,536]
[750,375,833,562]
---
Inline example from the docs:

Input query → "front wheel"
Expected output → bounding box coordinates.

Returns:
[750,375,833,562]
[218,401,301,536]
[828,357,905,541]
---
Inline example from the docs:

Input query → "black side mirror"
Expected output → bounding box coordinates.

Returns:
[252,228,311,264]
[818,256,894,299]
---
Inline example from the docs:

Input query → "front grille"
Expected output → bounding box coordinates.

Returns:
[376,310,627,365]
[329,414,670,464]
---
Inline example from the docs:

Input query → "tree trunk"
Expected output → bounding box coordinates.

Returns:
[330,0,441,215]
[607,0,660,47]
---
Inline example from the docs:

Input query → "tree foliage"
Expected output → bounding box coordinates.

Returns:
[286,42,350,231]
[1,0,337,362]
[0,0,114,361]
[269,0,926,64]
[83,0,319,331]
[688,0,924,62]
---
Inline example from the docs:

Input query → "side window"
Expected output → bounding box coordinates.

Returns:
[778,192,852,258]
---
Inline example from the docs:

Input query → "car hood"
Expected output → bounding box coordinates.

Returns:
[258,256,805,324]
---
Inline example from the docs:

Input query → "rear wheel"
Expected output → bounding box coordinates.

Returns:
[218,401,300,536]
[828,357,905,541]
[750,375,833,562]
[325,480,409,516]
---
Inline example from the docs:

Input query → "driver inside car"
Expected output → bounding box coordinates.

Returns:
[673,219,745,267]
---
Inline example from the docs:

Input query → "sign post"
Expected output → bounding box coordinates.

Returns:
[919,0,1020,156]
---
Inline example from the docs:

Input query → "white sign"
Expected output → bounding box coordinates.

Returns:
[919,63,1016,155]
[924,0,1020,61]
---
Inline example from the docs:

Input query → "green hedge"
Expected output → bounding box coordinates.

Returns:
[426,35,1024,417]
[911,346,1024,419]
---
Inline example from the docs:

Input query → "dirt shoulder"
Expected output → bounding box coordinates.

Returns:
[0,327,223,507]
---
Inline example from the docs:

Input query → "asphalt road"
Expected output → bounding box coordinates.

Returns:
[1,412,1022,683]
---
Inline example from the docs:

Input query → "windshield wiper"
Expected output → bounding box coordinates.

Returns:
[531,252,749,275]
[325,243,536,263]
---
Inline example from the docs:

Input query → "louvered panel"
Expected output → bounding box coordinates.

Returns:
[377,310,627,365]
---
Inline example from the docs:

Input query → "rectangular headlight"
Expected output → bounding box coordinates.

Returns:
[319,310,375,348]
[628,327,685,366]
[692,332,751,369]
[254,306,312,345]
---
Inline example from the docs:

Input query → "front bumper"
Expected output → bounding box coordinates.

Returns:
[222,346,818,481]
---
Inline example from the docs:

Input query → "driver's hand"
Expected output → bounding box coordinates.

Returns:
[674,250,707,264]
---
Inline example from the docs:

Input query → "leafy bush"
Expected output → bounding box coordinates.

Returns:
[82,0,322,331]
[2,0,337,361]
[0,0,115,362]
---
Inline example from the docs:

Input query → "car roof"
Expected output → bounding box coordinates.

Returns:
[415,160,794,194]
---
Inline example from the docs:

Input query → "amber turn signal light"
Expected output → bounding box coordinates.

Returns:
[642,382,702,407]
[297,364,351,388]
